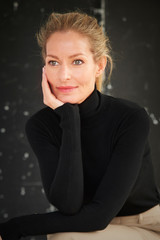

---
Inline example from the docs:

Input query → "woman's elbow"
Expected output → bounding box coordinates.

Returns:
[88,212,110,231]
[95,222,109,231]
[48,196,83,215]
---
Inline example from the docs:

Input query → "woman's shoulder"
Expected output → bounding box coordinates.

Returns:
[101,92,147,114]
[100,92,150,128]
[100,93,150,133]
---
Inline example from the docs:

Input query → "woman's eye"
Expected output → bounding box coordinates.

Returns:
[48,60,58,66]
[73,59,83,65]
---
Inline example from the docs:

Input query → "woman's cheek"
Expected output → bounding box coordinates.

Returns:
[44,69,57,94]
[46,68,54,83]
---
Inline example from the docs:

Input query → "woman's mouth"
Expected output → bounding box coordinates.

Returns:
[56,86,78,93]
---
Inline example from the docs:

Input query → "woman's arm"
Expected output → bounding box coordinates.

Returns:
[25,102,84,214]
[0,108,150,240]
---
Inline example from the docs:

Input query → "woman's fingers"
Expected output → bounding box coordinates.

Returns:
[42,68,52,99]
[42,67,56,107]
[42,67,64,110]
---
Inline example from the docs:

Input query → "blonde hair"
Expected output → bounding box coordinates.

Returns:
[36,11,113,92]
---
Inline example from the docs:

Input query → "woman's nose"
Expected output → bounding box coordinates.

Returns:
[58,65,71,82]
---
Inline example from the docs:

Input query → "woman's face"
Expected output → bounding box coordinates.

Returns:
[45,30,106,104]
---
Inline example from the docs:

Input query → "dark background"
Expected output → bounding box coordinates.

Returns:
[0,0,159,239]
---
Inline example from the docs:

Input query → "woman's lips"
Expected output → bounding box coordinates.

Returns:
[56,86,78,93]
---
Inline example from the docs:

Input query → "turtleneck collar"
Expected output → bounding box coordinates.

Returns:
[78,85,100,119]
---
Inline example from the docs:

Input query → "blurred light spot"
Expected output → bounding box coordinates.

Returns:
[23,152,29,160]
[0,128,6,133]
[41,188,45,194]
[144,106,149,114]
[0,194,4,199]
[13,1,19,11]
[107,83,113,90]
[20,187,26,196]
[4,105,10,111]
[0,169,2,174]
[27,171,32,177]
[29,163,34,168]
[0,152,3,157]
[3,213,8,219]
[21,175,26,180]
[122,17,127,22]
[40,8,45,13]
[19,132,24,138]
[46,205,57,213]
[23,111,29,116]
[150,113,159,125]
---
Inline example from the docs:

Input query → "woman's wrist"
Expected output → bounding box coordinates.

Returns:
[54,103,80,127]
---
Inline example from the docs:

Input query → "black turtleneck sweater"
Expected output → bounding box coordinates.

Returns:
[0,88,160,240]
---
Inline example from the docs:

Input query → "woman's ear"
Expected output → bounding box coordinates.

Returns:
[96,56,107,77]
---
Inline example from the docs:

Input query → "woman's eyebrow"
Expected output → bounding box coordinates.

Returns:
[46,53,87,59]
[46,54,59,60]
[69,53,87,58]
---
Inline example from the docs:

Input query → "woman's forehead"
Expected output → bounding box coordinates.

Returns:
[46,30,92,57]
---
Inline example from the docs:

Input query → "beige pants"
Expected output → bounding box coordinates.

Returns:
[47,204,160,240]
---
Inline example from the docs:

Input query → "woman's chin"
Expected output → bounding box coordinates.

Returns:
[57,96,78,104]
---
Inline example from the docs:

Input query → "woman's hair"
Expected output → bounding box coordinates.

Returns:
[36,11,113,92]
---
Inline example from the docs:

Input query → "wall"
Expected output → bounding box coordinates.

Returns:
[105,0,160,185]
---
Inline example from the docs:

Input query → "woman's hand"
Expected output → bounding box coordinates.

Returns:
[0,235,2,240]
[42,67,64,110]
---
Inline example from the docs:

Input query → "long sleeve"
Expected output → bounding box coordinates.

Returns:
[0,107,151,240]
[25,103,84,215]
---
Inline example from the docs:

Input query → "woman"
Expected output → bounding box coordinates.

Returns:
[0,11,160,240]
